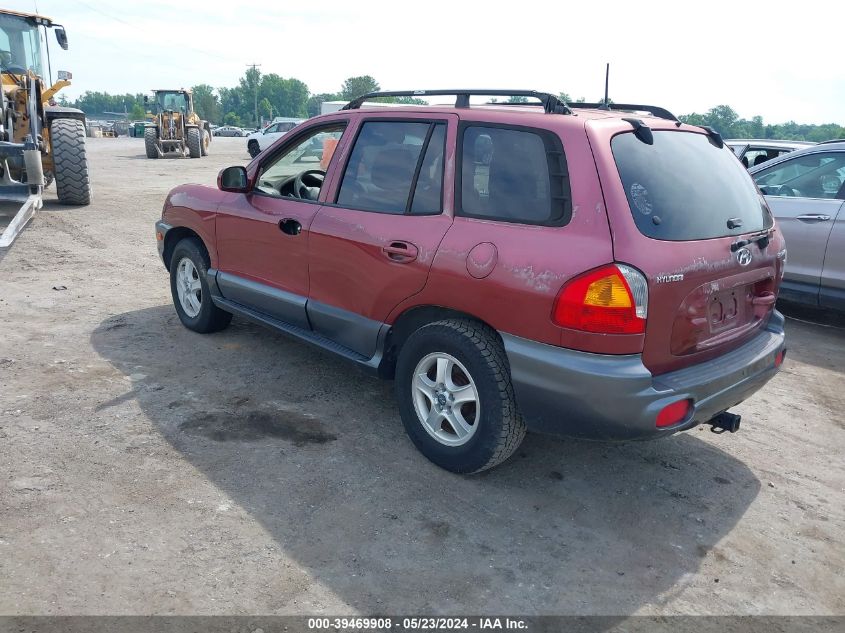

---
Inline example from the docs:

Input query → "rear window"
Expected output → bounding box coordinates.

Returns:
[612,131,772,240]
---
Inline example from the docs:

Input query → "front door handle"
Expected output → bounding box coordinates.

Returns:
[382,241,418,263]
[795,214,831,222]
[279,218,302,236]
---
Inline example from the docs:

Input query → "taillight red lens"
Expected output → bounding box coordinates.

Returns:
[775,349,785,368]
[553,264,646,334]
[656,399,692,428]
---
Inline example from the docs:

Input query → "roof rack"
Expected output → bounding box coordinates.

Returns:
[342,90,572,114]
[816,138,845,145]
[568,102,679,122]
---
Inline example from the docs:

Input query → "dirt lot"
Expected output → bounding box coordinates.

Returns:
[0,137,843,616]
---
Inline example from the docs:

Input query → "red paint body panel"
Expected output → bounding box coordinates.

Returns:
[162,185,221,267]
[307,113,459,321]
[586,118,786,374]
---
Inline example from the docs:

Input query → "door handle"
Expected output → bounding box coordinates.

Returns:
[382,241,418,263]
[278,218,302,236]
[795,214,831,222]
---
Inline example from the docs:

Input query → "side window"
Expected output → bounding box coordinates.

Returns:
[255,124,346,200]
[264,123,280,134]
[755,152,845,199]
[337,120,446,214]
[458,125,571,225]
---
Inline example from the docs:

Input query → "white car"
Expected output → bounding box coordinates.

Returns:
[246,118,305,157]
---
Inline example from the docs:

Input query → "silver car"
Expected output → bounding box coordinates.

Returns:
[727,139,815,169]
[749,140,845,310]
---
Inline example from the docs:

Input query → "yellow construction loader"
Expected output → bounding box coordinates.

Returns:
[144,89,211,159]
[0,9,91,247]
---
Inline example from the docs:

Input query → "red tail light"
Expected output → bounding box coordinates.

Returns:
[775,349,785,368]
[656,399,692,428]
[552,264,648,334]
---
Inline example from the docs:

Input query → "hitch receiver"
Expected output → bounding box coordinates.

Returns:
[709,411,741,434]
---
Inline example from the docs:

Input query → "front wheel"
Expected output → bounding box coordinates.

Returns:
[186,127,202,158]
[247,140,260,158]
[51,118,92,205]
[395,319,526,473]
[169,238,232,333]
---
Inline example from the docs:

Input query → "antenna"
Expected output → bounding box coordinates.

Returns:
[602,63,610,109]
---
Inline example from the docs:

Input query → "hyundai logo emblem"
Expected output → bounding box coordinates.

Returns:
[736,247,752,266]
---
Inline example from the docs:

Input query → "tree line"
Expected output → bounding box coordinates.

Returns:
[58,74,845,141]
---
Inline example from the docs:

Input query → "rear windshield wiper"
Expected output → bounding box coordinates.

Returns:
[731,230,771,252]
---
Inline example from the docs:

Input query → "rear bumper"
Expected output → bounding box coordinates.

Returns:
[503,311,786,440]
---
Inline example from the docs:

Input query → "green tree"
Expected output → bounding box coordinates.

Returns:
[259,74,309,117]
[191,84,220,123]
[258,97,273,121]
[224,111,242,127]
[239,66,263,125]
[129,103,145,120]
[307,92,340,117]
[340,75,380,100]
[507,95,528,103]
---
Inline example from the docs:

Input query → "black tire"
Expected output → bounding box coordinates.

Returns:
[144,127,158,158]
[200,128,210,156]
[169,238,232,333]
[51,118,92,205]
[395,319,526,473]
[247,140,260,158]
[186,127,202,158]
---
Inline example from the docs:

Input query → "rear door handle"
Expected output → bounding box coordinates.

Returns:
[795,214,831,222]
[382,241,418,263]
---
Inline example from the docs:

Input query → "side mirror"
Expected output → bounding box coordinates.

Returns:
[55,27,68,50]
[218,166,249,193]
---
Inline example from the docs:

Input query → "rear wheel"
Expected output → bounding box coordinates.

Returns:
[169,238,232,333]
[51,118,92,205]
[395,319,526,473]
[144,127,158,158]
[186,127,202,158]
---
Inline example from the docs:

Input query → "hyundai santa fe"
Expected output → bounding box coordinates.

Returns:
[155,89,787,473]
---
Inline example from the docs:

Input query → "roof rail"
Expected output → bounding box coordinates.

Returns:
[568,102,679,122]
[816,138,845,145]
[342,90,572,114]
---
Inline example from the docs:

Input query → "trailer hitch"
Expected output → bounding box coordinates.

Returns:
[709,411,741,434]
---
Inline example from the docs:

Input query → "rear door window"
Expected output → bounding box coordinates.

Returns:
[458,125,571,225]
[612,131,772,240]
[336,120,446,214]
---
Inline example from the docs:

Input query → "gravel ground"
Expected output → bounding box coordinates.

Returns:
[0,137,843,616]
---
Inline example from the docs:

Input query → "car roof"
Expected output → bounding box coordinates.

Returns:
[747,140,845,174]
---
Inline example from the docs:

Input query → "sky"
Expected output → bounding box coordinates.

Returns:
[5,0,845,125]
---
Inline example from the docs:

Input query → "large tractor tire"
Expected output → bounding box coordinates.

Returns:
[187,127,202,158]
[200,128,210,156]
[144,127,159,158]
[51,118,92,206]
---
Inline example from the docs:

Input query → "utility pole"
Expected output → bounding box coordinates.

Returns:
[246,63,262,126]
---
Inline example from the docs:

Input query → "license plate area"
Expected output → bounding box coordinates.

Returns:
[708,286,749,335]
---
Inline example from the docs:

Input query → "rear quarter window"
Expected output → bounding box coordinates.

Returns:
[612,131,771,240]
[458,124,571,226]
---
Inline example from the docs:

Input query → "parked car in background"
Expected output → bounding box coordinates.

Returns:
[727,139,815,169]
[155,90,786,473]
[750,140,845,310]
[247,118,305,157]
[213,126,245,137]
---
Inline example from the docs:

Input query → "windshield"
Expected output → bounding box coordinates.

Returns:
[0,13,44,77]
[156,92,188,112]
[612,130,772,241]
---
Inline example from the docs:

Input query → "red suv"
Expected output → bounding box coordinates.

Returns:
[155,90,787,473]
